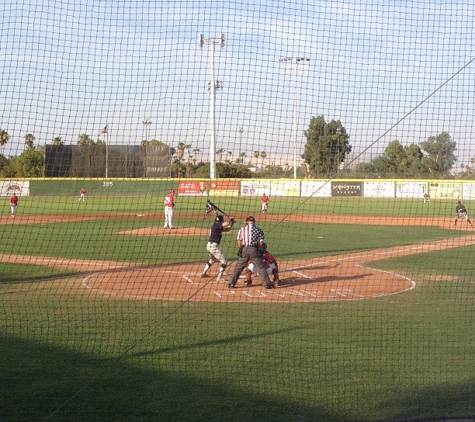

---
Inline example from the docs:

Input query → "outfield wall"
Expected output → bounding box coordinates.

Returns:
[2,178,475,200]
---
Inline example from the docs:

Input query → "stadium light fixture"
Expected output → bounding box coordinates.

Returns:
[279,57,310,179]
[142,117,152,142]
[199,33,225,179]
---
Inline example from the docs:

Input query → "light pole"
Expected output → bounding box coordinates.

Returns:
[279,57,310,179]
[238,126,243,163]
[199,33,225,179]
[142,117,152,142]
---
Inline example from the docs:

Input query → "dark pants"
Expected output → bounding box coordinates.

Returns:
[228,246,272,287]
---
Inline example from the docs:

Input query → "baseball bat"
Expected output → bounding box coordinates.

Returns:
[208,200,230,218]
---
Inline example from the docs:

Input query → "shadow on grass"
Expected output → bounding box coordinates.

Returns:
[0,335,473,422]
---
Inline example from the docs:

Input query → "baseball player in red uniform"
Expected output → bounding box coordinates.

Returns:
[423,193,430,203]
[245,243,280,286]
[9,193,18,217]
[260,193,269,214]
[163,190,175,229]
[79,188,86,202]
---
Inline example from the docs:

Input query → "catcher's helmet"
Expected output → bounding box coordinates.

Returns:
[245,216,256,223]
[215,215,224,222]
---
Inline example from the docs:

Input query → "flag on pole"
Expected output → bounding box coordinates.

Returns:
[98,125,108,135]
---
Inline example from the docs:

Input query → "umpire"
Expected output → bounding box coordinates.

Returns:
[227,216,275,289]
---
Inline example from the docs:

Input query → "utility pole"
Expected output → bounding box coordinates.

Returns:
[199,33,225,179]
[238,126,243,163]
[279,57,310,179]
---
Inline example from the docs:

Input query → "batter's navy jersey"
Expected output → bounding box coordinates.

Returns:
[208,221,225,244]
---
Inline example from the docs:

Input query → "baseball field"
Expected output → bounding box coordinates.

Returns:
[0,195,474,421]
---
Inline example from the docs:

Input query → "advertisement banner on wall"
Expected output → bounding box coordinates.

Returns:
[0,180,30,196]
[178,180,239,196]
[363,181,395,198]
[301,180,332,197]
[395,181,427,198]
[331,181,362,197]
[427,182,462,199]
[241,180,271,196]
[269,180,300,196]
[462,182,475,200]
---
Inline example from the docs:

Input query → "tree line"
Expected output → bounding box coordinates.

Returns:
[0,119,469,179]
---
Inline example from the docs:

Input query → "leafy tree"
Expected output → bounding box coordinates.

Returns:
[7,149,44,177]
[419,131,456,175]
[354,140,425,177]
[404,144,424,175]
[381,140,406,173]
[0,154,9,176]
[257,165,293,178]
[303,115,351,176]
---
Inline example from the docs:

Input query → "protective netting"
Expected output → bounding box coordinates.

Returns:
[1,1,474,421]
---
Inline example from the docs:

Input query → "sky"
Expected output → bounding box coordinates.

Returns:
[1,0,475,170]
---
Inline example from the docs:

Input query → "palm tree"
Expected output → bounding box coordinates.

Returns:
[177,142,191,161]
[193,148,201,162]
[0,129,10,155]
[52,136,63,146]
[216,148,225,162]
[77,133,94,145]
[260,151,267,167]
[227,151,233,162]
[253,151,260,167]
[24,133,36,150]
[239,152,247,164]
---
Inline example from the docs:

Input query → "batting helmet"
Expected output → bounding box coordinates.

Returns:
[215,215,224,222]
[245,216,256,223]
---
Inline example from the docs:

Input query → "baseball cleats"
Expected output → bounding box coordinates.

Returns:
[200,273,209,278]
[244,279,252,287]
[226,284,235,288]
[265,283,275,289]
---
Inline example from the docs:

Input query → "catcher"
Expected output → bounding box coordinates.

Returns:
[454,200,472,227]
[244,243,280,286]
[204,199,219,219]
[200,215,236,280]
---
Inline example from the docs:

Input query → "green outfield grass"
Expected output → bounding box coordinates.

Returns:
[0,196,473,421]
[4,194,467,217]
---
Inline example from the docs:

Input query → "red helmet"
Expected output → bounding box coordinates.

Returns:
[169,189,175,194]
